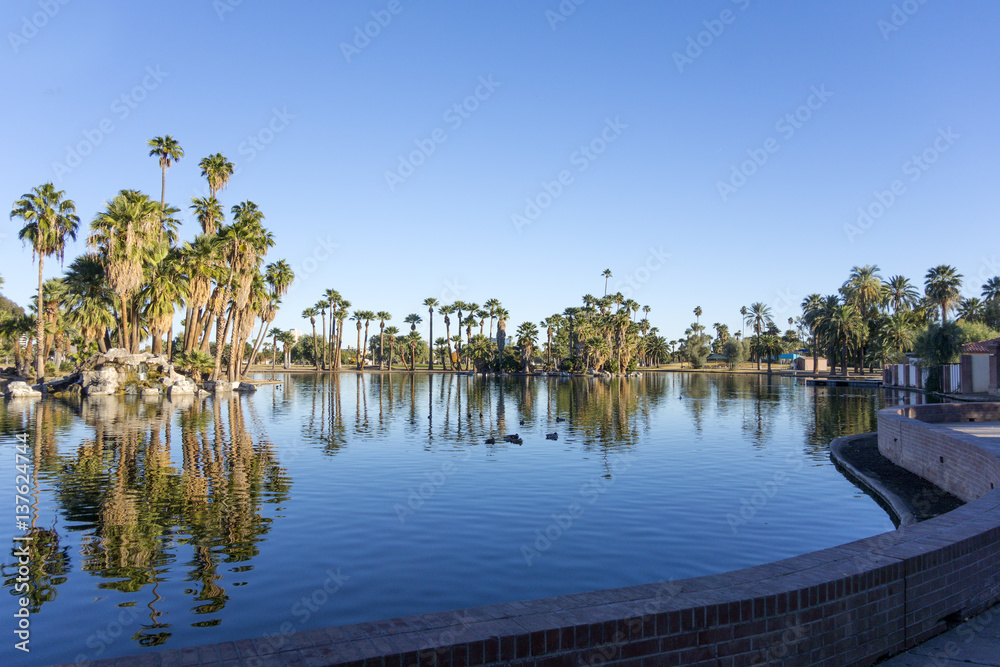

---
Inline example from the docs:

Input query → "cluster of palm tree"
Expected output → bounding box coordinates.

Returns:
[532,292,655,373]
[291,284,661,375]
[6,135,293,382]
[798,264,990,376]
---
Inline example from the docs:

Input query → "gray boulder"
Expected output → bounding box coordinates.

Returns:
[141,387,160,397]
[82,368,120,396]
[5,381,42,398]
[203,380,233,393]
[236,382,257,393]
[168,377,198,396]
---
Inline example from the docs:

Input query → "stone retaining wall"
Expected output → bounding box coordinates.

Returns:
[90,404,1000,667]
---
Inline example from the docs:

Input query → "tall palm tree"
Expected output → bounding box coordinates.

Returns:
[496,307,509,369]
[843,265,883,315]
[880,314,914,360]
[602,268,612,297]
[452,301,469,367]
[423,297,439,370]
[241,259,292,376]
[739,305,748,339]
[11,183,80,378]
[438,305,454,368]
[323,289,341,369]
[141,248,188,356]
[744,302,772,370]
[63,253,115,353]
[800,294,823,373]
[886,275,919,314]
[516,321,539,372]
[924,264,963,323]
[357,310,376,370]
[211,201,273,380]
[199,153,235,199]
[484,298,501,338]
[190,196,224,236]
[269,327,283,368]
[277,330,295,369]
[384,326,399,371]
[403,314,422,371]
[148,135,183,216]
[830,304,862,376]
[540,314,562,369]
[179,233,221,352]
[434,337,450,369]
[956,297,984,324]
[303,306,320,369]
[88,190,167,352]
[694,305,702,326]
[350,311,363,368]
[376,311,391,369]
[332,308,348,370]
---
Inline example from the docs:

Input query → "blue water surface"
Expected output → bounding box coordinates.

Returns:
[0,373,898,664]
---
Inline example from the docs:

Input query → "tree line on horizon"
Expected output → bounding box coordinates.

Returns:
[3,162,999,386]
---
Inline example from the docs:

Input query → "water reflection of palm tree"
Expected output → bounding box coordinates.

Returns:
[17,394,290,648]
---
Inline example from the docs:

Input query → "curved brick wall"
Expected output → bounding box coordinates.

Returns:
[878,403,1000,502]
[89,405,1000,667]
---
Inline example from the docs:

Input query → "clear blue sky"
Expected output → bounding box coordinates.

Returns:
[3,0,999,342]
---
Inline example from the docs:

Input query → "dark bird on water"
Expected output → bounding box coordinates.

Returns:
[556,417,566,423]
[485,437,496,444]
[519,420,524,425]
[546,432,558,440]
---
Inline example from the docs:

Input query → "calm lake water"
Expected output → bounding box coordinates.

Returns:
[1,372,898,664]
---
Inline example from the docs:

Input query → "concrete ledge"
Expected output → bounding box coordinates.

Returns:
[76,404,1000,667]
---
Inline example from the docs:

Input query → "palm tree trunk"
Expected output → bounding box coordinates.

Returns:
[151,325,163,355]
[336,321,344,370]
[212,307,234,381]
[117,295,128,350]
[388,340,395,371]
[311,321,319,370]
[428,312,434,370]
[320,313,328,370]
[242,319,269,377]
[160,165,167,212]
[379,327,385,370]
[211,272,235,380]
[361,324,370,371]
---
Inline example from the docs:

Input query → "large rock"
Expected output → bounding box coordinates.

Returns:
[141,387,160,397]
[82,368,120,396]
[5,381,42,398]
[236,382,257,393]
[203,381,233,393]
[168,377,198,396]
